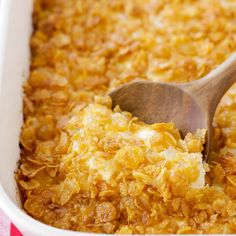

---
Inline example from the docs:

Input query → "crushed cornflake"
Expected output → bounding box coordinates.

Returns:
[17,0,236,234]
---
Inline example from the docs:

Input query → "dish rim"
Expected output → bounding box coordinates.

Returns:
[0,0,100,235]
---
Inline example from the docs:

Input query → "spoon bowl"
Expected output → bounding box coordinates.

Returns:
[110,81,207,136]
[110,53,236,160]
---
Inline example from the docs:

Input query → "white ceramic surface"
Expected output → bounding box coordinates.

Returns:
[0,0,99,235]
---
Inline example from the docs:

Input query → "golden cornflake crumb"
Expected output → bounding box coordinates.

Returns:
[17,0,236,234]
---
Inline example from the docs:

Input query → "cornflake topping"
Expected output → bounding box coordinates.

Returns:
[17,0,236,234]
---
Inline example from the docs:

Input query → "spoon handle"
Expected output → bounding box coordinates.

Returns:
[184,53,236,113]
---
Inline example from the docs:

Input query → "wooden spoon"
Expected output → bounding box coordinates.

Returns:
[110,54,236,160]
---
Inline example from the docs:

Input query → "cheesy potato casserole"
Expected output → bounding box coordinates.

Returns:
[16,0,236,233]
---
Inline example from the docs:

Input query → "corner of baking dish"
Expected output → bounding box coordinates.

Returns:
[0,1,97,235]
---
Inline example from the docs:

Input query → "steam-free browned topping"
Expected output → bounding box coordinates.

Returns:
[16,0,236,234]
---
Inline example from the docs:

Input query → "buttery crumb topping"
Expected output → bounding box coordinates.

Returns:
[17,0,236,234]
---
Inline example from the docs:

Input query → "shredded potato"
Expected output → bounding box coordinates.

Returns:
[16,0,236,233]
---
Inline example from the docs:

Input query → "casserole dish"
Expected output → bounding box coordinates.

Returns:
[0,0,94,235]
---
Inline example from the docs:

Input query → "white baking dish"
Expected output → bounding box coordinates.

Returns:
[0,0,102,235]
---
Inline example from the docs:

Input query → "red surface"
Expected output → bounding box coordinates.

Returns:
[0,209,22,236]
[10,224,22,236]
